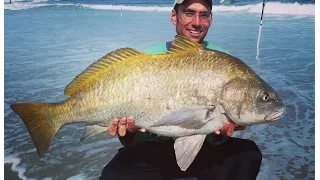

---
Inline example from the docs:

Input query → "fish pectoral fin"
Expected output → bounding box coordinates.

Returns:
[174,134,207,171]
[80,125,109,142]
[151,106,216,129]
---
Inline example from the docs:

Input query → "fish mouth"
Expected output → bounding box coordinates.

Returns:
[264,111,283,121]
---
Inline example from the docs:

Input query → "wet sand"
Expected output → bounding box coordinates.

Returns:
[4,163,21,180]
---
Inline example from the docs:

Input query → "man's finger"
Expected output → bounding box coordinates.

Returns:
[220,121,231,134]
[227,123,235,136]
[118,117,127,137]
[127,117,136,132]
[109,119,119,136]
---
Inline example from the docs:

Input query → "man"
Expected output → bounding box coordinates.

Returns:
[100,0,262,179]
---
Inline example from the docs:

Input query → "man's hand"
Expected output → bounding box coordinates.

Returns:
[214,121,246,136]
[108,117,146,137]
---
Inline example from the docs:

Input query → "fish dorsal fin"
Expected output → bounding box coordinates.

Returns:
[64,48,142,96]
[167,35,204,54]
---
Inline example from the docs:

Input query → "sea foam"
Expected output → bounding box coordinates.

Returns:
[4,1,315,16]
[4,156,35,180]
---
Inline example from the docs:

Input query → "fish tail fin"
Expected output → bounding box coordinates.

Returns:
[10,102,62,157]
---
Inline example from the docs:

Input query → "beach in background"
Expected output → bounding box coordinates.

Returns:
[4,0,315,179]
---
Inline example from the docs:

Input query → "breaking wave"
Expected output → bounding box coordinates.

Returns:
[4,1,315,16]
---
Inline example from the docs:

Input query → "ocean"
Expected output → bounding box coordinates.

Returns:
[4,0,315,179]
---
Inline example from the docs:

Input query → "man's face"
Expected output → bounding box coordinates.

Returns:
[171,0,212,43]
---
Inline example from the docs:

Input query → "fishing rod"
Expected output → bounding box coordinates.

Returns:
[256,0,266,59]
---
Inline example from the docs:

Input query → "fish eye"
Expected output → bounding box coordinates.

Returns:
[262,93,270,101]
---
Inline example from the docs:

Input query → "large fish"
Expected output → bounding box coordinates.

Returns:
[11,35,285,171]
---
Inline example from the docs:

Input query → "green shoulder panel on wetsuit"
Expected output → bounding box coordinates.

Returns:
[203,41,231,55]
[119,40,231,147]
[144,43,168,54]
[144,41,231,55]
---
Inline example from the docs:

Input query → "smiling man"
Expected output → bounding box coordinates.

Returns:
[100,0,262,180]
[173,0,212,43]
